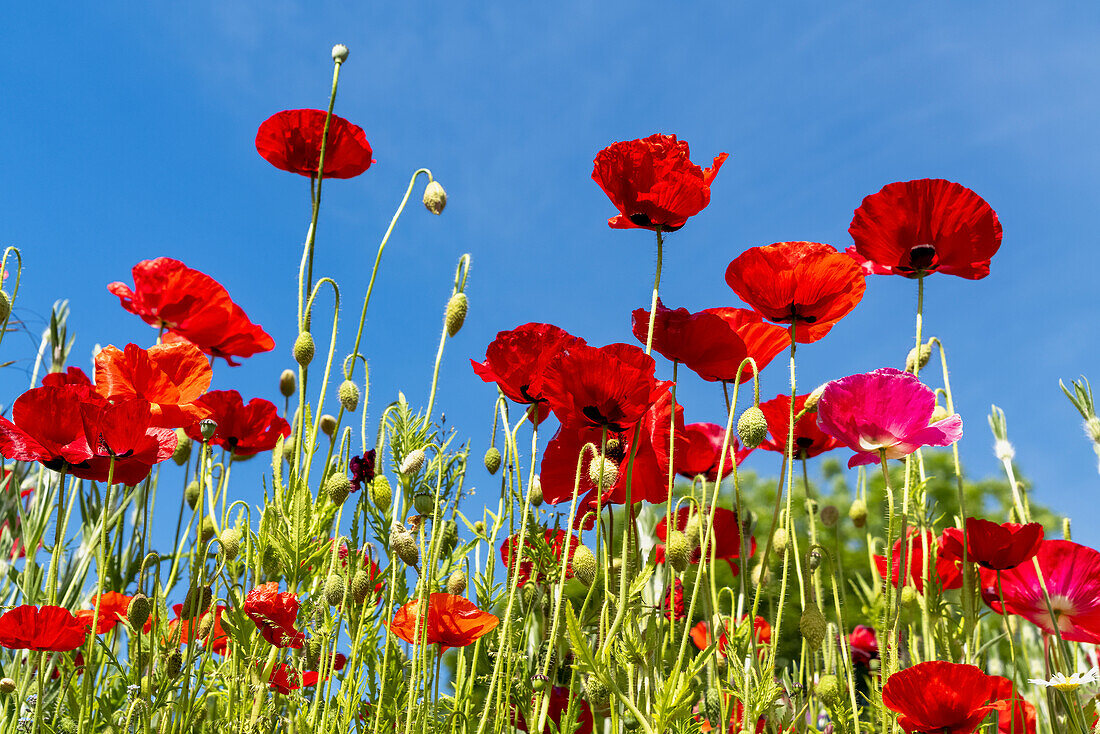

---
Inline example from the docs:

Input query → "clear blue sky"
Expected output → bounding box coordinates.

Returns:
[3,3,1099,544]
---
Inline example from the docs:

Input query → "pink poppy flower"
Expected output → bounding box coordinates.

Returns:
[816,368,962,468]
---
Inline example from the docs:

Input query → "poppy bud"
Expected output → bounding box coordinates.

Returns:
[531,673,548,693]
[196,611,215,639]
[445,292,468,337]
[164,649,183,678]
[280,369,297,397]
[198,518,216,546]
[172,430,192,466]
[521,581,541,607]
[294,332,315,367]
[0,678,13,695]
[484,447,502,475]
[350,568,372,604]
[772,527,789,554]
[474,520,486,535]
[905,342,932,373]
[715,652,728,675]
[332,43,349,63]
[587,455,619,487]
[423,180,447,215]
[584,676,609,706]
[319,414,338,438]
[326,474,351,505]
[667,531,692,573]
[848,499,868,528]
[447,570,467,596]
[529,476,543,507]
[282,437,297,464]
[200,418,217,441]
[751,562,770,587]
[900,585,918,609]
[808,548,823,572]
[1063,517,1072,541]
[1086,416,1100,444]
[220,528,241,560]
[737,406,768,449]
[703,690,722,727]
[390,524,420,567]
[413,491,435,517]
[684,513,703,548]
[931,404,949,423]
[803,383,827,414]
[0,291,9,323]
[262,546,282,578]
[623,712,639,731]
[127,594,151,631]
[371,475,392,511]
[400,448,426,476]
[815,674,843,705]
[339,380,360,412]
[181,585,212,620]
[325,574,345,607]
[799,602,827,650]
[572,544,597,587]
[819,505,839,528]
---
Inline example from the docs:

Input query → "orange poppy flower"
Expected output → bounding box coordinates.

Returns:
[388,593,498,652]
[94,343,212,428]
[74,592,133,634]
[724,242,866,343]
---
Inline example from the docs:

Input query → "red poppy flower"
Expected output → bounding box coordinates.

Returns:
[675,422,750,481]
[848,624,879,667]
[471,323,582,425]
[874,530,962,593]
[757,393,842,459]
[500,529,579,587]
[724,242,866,343]
[700,307,790,377]
[655,506,755,572]
[940,519,1044,571]
[166,604,229,654]
[388,593,499,652]
[513,686,593,734]
[0,385,96,471]
[540,342,670,433]
[663,579,685,621]
[42,367,93,388]
[539,391,683,523]
[993,677,1036,734]
[183,390,290,458]
[0,605,88,651]
[109,258,274,365]
[256,109,374,179]
[265,650,346,693]
[689,615,770,653]
[74,592,133,634]
[631,299,749,382]
[695,697,766,734]
[592,133,727,231]
[981,539,1100,643]
[848,179,1002,280]
[243,582,304,649]
[78,399,179,485]
[882,661,1002,734]
[94,343,212,428]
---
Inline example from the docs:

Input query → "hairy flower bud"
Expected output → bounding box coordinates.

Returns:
[474,520,486,535]
[684,513,703,548]
[703,690,722,727]
[529,475,543,507]
[667,531,692,573]
[199,418,217,441]
[127,594,151,631]
[164,649,183,678]
[294,332,315,367]
[584,676,609,706]
[423,180,447,215]
[279,369,296,397]
[751,562,770,587]
[803,383,827,414]
[326,473,352,505]
[447,570,467,596]
[325,574,345,606]
[483,447,502,475]
[331,44,349,63]
[0,677,14,695]
[819,505,839,528]
[338,380,360,412]
[390,524,419,567]
[219,528,241,560]
[196,611,215,639]
[772,527,789,554]
[737,406,768,449]
[906,342,933,373]
[0,291,10,323]
[172,430,192,466]
[319,414,338,438]
[799,602,827,650]
[262,546,282,578]
[931,404,949,423]
[371,475,392,511]
[181,585,212,620]
[198,518,216,546]
[848,499,868,528]
[900,585,919,609]
[587,455,619,487]
[815,674,843,704]
[400,448,426,476]
[351,568,372,604]
[445,292,468,337]
[572,544,597,587]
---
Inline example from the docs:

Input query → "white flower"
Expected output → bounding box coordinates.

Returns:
[1029,667,1100,691]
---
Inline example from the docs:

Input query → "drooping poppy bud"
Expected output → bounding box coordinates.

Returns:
[172,430,192,466]
[325,574,344,607]
[338,380,359,412]
[572,545,596,587]
[484,447,502,474]
[371,475,392,511]
[447,570,467,596]
[319,414,337,438]
[326,474,351,504]
[423,181,447,215]
[390,525,419,567]
[127,594,151,631]
[849,499,868,528]
[446,293,468,337]
[667,531,691,573]
[294,332,315,367]
[280,369,296,397]
[737,406,768,449]
[400,449,425,476]
[799,602,826,650]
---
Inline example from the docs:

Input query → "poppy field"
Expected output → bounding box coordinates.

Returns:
[3,40,1100,734]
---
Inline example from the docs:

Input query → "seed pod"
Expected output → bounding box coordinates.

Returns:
[667,531,692,573]
[185,480,201,510]
[400,449,426,476]
[808,548,823,572]
[623,712,639,731]
[529,476,543,507]
[815,674,843,705]
[483,447,502,475]
[172,430,192,466]
[587,456,619,487]
[331,43,349,63]
[446,570,467,596]
[572,544,596,587]
[319,414,338,438]
[530,673,548,693]
[338,380,360,412]
[390,525,420,567]
[279,369,296,397]
[164,649,183,678]
[413,491,435,517]
[848,499,868,528]
[294,332,315,367]
[820,505,839,528]
[423,180,447,215]
[180,585,212,620]
[737,406,768,449]
[127,594,151,631]
[219,528,241,560]
[445,292,468,337]
[371,475,393,511]
[799,602,827,650]
[325,574,345,607]
[198,518,216,546]
[199,418,217,441]
[326,474,352,505]
[350,568,373,604]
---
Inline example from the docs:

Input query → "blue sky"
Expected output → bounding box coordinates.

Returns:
[2,3,1100,545]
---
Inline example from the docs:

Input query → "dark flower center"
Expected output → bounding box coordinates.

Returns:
[519,384,542,404]
[796,437,814,449]
[582,406,627,433]
[908,243,936,272]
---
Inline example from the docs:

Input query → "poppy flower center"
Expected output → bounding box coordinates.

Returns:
[796,436,814,449]
[581,406,627,433]
[908,243,936,272]
[518,385,542,404]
